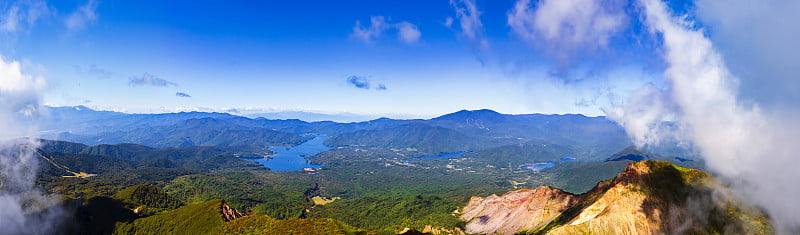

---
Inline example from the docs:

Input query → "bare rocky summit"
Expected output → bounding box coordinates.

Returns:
[461,161,773,234]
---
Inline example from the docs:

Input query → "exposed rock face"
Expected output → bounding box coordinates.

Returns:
[460,161,773,235]
[220,201,242,222]
[461,186,577,234]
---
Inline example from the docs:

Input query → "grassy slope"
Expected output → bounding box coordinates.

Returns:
[113,199,373,235]
[114,199,229,235]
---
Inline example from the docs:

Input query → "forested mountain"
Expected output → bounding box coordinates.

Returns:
[324,122,521,153]
[24,107,737,235]
[43,106,664,160]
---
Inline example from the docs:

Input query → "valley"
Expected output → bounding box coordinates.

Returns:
[22,107,766,234]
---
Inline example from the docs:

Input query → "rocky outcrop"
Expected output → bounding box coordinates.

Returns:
[460,161,773,235]
[220,201,242,222]
[460,186,578,234]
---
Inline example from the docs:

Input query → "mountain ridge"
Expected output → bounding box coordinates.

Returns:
[460,160,772,235]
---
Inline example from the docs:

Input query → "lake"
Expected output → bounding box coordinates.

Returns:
[408,151,470,161]
[520,162,556,171]
[242,135,330,171]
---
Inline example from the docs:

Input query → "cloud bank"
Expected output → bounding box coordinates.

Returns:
[0,55,62,234]
[696,0,800,110]
[604,0,800,232]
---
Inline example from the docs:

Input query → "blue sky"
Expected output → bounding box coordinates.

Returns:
[0,0,768,118]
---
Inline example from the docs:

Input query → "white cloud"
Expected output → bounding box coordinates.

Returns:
[449,0,483,40]
[696,0,800,109]
[603,84,676,147]
[449,0,489,51]
[351,16,421,45]
[351,16,390,44]
[396,21,421,44]
[0,55,62,234]
[508,0,626,64]
[0,56,47,138]
[606,0,800,232]
[65,0,98,31]
[0,0,51,33]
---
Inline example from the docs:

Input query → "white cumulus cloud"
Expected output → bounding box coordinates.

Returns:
[396,21,421,44]
[508,0,627,65]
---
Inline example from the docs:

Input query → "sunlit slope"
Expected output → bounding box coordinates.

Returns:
[461,161,772,234]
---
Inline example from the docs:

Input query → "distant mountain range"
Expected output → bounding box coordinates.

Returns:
[40,106,693,161]
[245,111,382,123]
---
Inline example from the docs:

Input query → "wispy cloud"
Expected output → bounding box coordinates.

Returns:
[508,0,626,67]
[448,0,485,42]
[175,92,191,98]
[352,16,390,44]
[346,75,387,91]
[75,64,112,79]
[65,0,98,31]
[0,0,51,33]
[448,0,489,61]
[351,16,421,45]
[88,64,112,78]
[128,73,176,87]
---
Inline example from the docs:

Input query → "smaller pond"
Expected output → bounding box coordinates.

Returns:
[520,162,556,171]
[408,151,471,161]
[520,157,578,171]
[242,135,330,171]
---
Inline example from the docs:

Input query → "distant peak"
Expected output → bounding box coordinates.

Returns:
[434,109,503,120]
[461,109,500,114]
[605,146,657,162]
